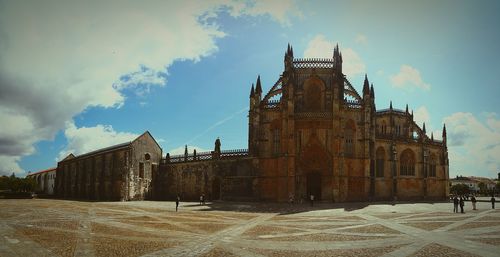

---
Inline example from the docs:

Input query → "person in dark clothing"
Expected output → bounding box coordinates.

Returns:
[471,195,477,210]
[310,194,314,207]
[491,196,496,209]
[176,195,180,212]
[453,196,459,213]
[459,197,465,213]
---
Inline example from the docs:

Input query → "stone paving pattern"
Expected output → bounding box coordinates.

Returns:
[1,199,499,256]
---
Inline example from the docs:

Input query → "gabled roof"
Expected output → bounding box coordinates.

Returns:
[27,167,56,177]
[58,131,162,163]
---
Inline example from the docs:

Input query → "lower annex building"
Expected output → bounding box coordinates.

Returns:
[52,45,449,202]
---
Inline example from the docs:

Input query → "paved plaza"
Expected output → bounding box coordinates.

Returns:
[0,199,499,257]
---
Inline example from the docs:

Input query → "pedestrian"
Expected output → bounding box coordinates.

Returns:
[459,196,465,213]
[289,193,294,204]
[202,193,205,205]
[471,195,477,210]
[491,196,496,209]
[453,196,459,213]
[176,195,180,212]
[310,194,314,207]
[199,194,203,206]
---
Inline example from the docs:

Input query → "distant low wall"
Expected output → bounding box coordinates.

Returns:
[154,157,258,201]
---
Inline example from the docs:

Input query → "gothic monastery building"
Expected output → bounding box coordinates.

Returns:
[52,45,449,202]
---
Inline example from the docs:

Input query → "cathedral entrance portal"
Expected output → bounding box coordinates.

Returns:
[307,172,321,200]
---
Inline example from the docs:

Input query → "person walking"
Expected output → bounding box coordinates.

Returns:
[176,195,180,212]
[459,197,465,213]
[199,194,203,206]
[453,196,459,213]
[491,196,496,209]
[310,194,315,207]
[471,195,477,210]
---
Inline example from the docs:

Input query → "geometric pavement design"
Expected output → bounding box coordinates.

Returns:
[1,199,499,257]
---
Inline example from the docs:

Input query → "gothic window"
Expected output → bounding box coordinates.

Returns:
[429,154,437,177]
[376,147,385,177]
[297,130,302,154]
[139,162,144,178]
[380,120,387,134]
[273,129,280,155]
[145,153,151,160]
[345,120,355,157]
[325,129,330,152]
[400,149,415,176]
[304,77,325,112]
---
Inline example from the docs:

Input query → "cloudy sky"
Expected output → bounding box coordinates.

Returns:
[1,0,499,179]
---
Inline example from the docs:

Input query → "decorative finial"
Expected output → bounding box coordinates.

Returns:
[255,75,262,94]
[390,101,393,110]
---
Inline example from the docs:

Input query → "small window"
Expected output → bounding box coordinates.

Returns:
[145,153,151,160]
[139,162,144,178]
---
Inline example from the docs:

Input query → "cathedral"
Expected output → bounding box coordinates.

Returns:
[53,44,449,202]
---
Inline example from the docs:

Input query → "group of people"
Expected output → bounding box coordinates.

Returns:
[453,195,496,213]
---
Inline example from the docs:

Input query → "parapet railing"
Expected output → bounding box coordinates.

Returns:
[264,99,280,109]
[344,100,362,109]
[295,112,332,119]
[162,149,249,164]
[293,58,336,69]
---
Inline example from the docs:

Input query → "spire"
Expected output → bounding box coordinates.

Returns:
[411,110,414,117]
[287,43,290,55]
[405,104,409,113]
[255,75,262,94]
[431,132,434,141]
[250,83,255,97]
[290,45,294,57]
[370,83,374,98]
[442,123,447,138]
[422,122,426,134]
[184,145,188,156]
[389,101,393,110]
[363,74,369,95]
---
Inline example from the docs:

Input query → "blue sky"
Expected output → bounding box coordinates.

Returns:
[1,0,499,179]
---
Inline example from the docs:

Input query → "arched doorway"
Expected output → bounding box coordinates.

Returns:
[211,178,221,200]
[307,172,321,200]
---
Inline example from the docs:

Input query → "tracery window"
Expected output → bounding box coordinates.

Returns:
[345,120,355,157]
[376,147,385,177]
[273,129,280,155]
[429,154,437,177]
[400,149,415,176]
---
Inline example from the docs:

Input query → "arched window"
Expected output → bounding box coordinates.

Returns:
[400,149,415,176]
[344,120,355,157]
[429,154,437,177]
[273,129,280,155]
[381,120,387,134]
[376,147,385,177]
[303,77,325,112]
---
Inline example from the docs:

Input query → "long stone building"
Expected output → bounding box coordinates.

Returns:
[55,45,449,202]
[55,131,162,201]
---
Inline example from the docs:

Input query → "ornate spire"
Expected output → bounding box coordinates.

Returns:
[363,74,369,95]
[431,132,434,141]
[370,83,374,98]
[250,83,255,97]
[255,75,262,95]
[423,122,426,134]
[390,101,393,110]
[290,45,294,57]
[406,104,409,113]
[442,123,447,138]
[184,145,188,156]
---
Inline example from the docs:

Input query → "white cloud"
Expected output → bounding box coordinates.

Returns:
[167,145,209,156]
[355,34,368,45]
[444,112,500,178]
[390,65,431,90]
[57,122,140,161]
[413,106,430,129]
[0,0,301,175]
[303,34,366,78]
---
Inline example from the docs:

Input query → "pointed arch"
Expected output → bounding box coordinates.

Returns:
[429,153,437,177]
[344,119,356,157]
[303,76,326,112]
[376,147,385,177]
[400,149,415,176]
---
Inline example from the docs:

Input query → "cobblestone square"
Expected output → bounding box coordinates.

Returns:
[1,199,499,257]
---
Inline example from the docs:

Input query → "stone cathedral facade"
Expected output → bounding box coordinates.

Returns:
[246,45,449,202]
[54,45,449,202]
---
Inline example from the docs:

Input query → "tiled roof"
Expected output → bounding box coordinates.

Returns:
[27,167,56,177]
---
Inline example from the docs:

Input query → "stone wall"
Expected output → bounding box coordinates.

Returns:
[154,158,258,201]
